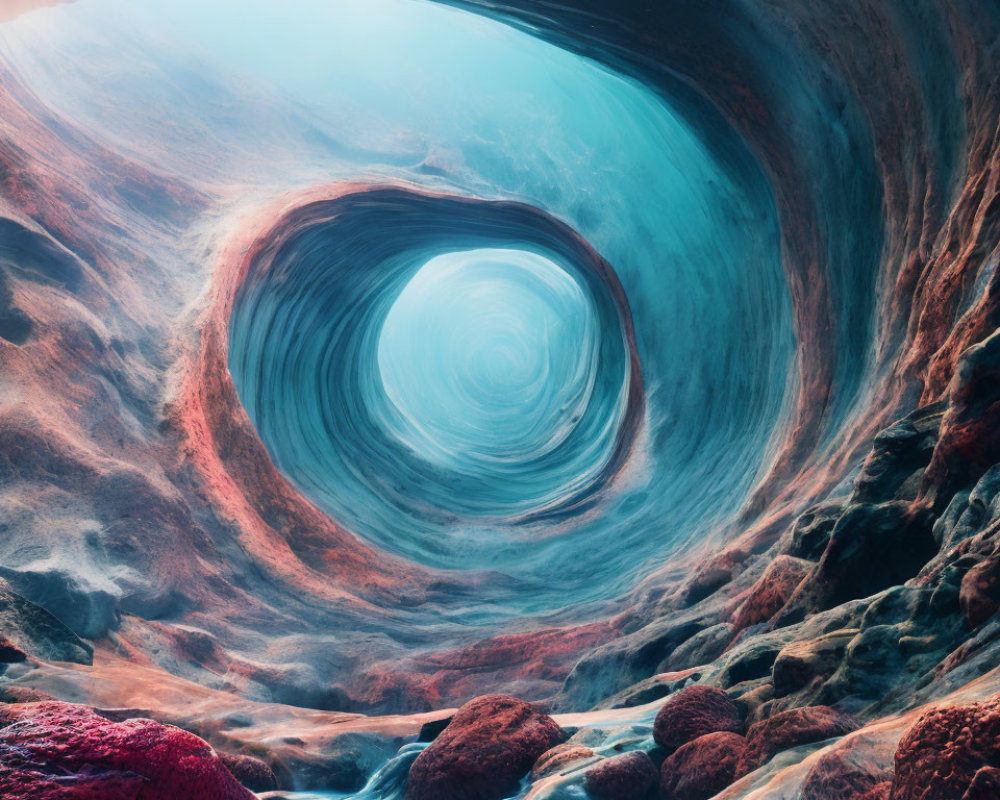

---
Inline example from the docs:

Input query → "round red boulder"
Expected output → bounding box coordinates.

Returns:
[405,694,565,800]
[660,731,746,800]
[584,751,657,800]
[653,686,744,753]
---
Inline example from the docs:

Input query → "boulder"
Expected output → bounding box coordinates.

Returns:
[890,695,1000,799]
[852,402,945,505]
[665,624,734,671]
[787,503,844,561]
[653,686,744,753]
[0,700,255,799]
[405,694,564,800]
[782,503,937,620]
[583,751,657,800]
[681,551,748,606]
[660,731,746,800]
[737,706,858,776]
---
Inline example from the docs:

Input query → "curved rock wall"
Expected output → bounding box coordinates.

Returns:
[0,0,998,797]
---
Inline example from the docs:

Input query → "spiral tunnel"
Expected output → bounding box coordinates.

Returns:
[228,189,643,565]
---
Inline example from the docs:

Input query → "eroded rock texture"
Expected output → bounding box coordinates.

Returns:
[0,701,254,800]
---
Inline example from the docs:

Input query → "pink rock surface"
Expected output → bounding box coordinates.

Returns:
[0,701,255,800]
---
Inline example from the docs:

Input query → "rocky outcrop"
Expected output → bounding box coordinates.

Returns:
[583,751,658,800]
[653,686,745,753]
[962,766,1000,800]
[405,695,565,800]
[772,629,858,697]
[736,706,858,776]
[660,731,746,800]
[853,403,946,505]
[923,331,1000,507]
[960,555,1000,628]
[0,701,254,799]
[778,503,937,621]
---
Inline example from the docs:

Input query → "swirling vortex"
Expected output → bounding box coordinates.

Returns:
[226,185,644,568]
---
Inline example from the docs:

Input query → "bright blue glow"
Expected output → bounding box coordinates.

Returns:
[378,249,598,473]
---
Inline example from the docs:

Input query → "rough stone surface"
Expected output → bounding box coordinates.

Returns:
[0,700,255,799]
[962,766,1000,800]
[781,503,937,620]
[855,784,892,800]
[787,503,844,561]
[737,706,859,776]
[0,579,93,665]
[732,556,812,632]
[583,751,657,800]
[653,685,744,753]
[853,402,945,505]
[890,695,1000,800]
[960,556,1000,628]
[660,731,746,800]
[405,694,565,800]
[923,329,1000,505]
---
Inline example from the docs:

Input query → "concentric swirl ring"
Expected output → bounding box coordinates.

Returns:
[226,185,643,566]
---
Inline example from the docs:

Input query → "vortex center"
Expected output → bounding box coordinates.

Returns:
[377,249,597,468]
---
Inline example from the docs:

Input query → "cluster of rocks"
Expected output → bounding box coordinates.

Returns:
[396,344,1000,800]
[2,680,1000,799]
[400,688,1000,800]
[654,686,859,799]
